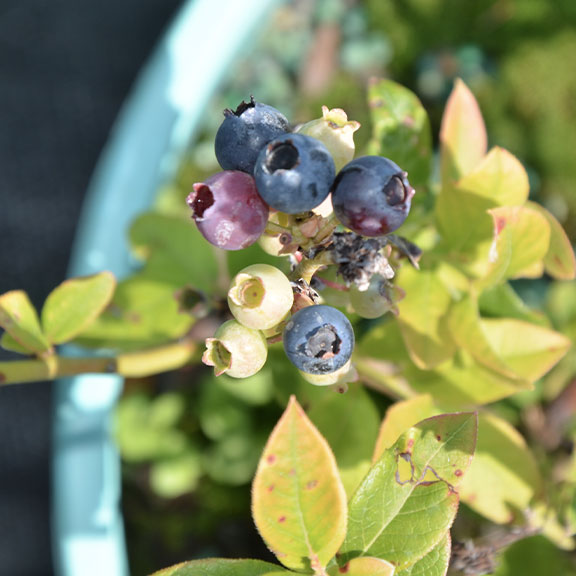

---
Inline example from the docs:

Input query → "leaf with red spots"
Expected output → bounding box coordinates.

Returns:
[339,413,477,571]
[252,396,347,572]
[150,558,293,575]
[328,556,395,576]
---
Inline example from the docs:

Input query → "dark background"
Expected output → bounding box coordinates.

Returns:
[0,1,183,573]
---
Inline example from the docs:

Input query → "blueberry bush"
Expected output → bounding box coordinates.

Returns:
[1,78,575,576]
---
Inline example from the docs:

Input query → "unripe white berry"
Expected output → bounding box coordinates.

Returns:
[228,264,294,330]
[203,320,267,378]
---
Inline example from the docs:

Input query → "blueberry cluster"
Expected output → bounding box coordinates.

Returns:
[189,98,416,387]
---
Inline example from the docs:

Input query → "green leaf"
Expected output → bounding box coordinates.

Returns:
[396,267,456,369]
[41,271,116,344]
[0,290,51,355]
[366,78,432,190]
[440,78,487,187]
[527,201,576,280]
[308,384,381,498]
[340,413,477,570]
[328,556,395,576]
[395,533,451,576]
[480,317,571,383]
[78,274,193,350]
[130,212,220,291]
[460,412,541,524]
[150,558,293,576]
[252,396,347,572]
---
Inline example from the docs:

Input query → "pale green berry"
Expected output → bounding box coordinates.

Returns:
[349,277,404,319]
[203,320,267,378]
[299,359,357,387]
[228,264,294,330]
[296,106,360,172]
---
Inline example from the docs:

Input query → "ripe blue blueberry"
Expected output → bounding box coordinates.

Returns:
[254,133,336,214]
[331,156,415,237]
[283,304,354,375]
[215,97,290,174]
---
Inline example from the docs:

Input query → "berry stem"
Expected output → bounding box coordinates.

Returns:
[0,339,199,385]
[264,220,289,236]
[289,250,335,284]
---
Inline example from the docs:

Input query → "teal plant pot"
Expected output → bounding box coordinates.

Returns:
[52,1,283,574]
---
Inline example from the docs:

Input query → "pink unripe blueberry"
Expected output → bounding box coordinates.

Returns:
[186,171,269,250]
[203,320,268,378]
[228,264,294,330]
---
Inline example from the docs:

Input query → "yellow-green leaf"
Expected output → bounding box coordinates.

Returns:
[457,147,529,207]
[41,272,116,344]
[0,291,51,355]
[440,78,487,187]
[448,295,521,379]
[78,274,193,350]
[460,412,541,524]
[482,205,551,285]
[436,147,529,262]
[150,558,293,576]
[396,267,456,369]
[480,318,571,383]
[329,556,395,576]
[527,201,576,280]
[252,396,347,572]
